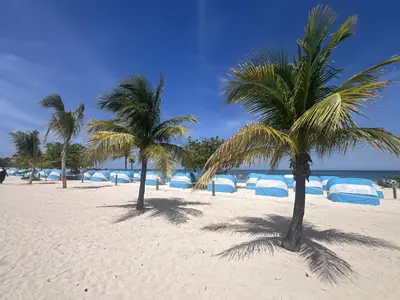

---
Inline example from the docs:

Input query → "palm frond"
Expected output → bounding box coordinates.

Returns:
[313,127,400,157]
[159,143,192,169]
[40,94,65,111]
[196,124,295,188]
[128,153,136,164]
[41,95,85,143]
[290,93,358,135]
[86,118,131,134]
[322,15,357,58]
[224,62,295,129]
[153,125,191,142]
[87,131,136,163]
[142,144,176,176]
[151,115,198,136]
[153,75,165,106]
[72,103,85,136]
[9,130,41,164]
[338,56,400,89]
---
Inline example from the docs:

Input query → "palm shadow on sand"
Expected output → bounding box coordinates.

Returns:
[202,214,400,284]
[74,185,113,189]
[100,198,210,225]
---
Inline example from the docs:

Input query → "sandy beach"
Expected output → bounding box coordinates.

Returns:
[1,177,400,300]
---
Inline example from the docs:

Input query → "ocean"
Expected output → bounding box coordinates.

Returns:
[225,170,400,182]
[111,169,399,182]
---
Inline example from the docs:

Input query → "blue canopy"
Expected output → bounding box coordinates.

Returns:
[255,175,288,197]
[320,176,340,191]
[208,174,236,193]
[246,173,264,190]
[91,170,110,182]
[170,172,194,189]
[327,178,380,206]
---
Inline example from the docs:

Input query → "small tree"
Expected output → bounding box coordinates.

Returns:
[87,75,197,211]
[9,130,41,184]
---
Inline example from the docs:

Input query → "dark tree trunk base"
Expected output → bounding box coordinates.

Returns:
[282,153,310,252]
[136,158,147,211]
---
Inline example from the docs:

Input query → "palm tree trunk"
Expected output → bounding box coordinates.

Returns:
[130,162,133,171]
[61,139,69,189]
[28,166,36,185]
[282,153,308,252]
[124,154,128,171]
[136,158,147,211]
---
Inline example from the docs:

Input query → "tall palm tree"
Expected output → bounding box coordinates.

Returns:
[87,75,197,211]
[9,130,41,184]
[129,153,136,171]
[40,95,85,188]
[197,5,400,252]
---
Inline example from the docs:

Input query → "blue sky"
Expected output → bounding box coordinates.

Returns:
[1,0,399,170]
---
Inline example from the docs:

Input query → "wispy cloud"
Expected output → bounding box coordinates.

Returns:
[0,100,45,127]
[0,0,117,156]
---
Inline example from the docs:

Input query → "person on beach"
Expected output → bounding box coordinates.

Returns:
[0,167,6,184]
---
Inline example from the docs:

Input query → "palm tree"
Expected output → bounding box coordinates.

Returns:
[129,153,136,171]
[87,75,197,211]
[40,95,85,188]
[9,130,41,184]
[196,5,400,252]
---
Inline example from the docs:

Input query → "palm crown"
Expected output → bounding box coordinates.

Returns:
[87,75,197,210]
[197,5,400,251]
[40,94,85,188]
[41,95,85,143]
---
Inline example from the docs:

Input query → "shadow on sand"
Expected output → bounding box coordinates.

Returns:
[202,214,400,284]
[100,197,210,225]
[74,185,113,190]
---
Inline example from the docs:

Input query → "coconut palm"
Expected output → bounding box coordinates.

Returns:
[40,95,85,188]
[9,130,41,184]
[129,153,136,171]
[87,75,197,211]
[196,5,400,252]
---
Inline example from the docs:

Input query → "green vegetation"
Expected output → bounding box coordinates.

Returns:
[183,136,239,172]
[197,5,400,252]
[86,75,197,211]
[40,142,86,170]
[0,157,12,167]
[9,130,41,184]
[40,94,85,188]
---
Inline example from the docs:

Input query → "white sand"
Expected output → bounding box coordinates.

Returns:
[1,177,400,300]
